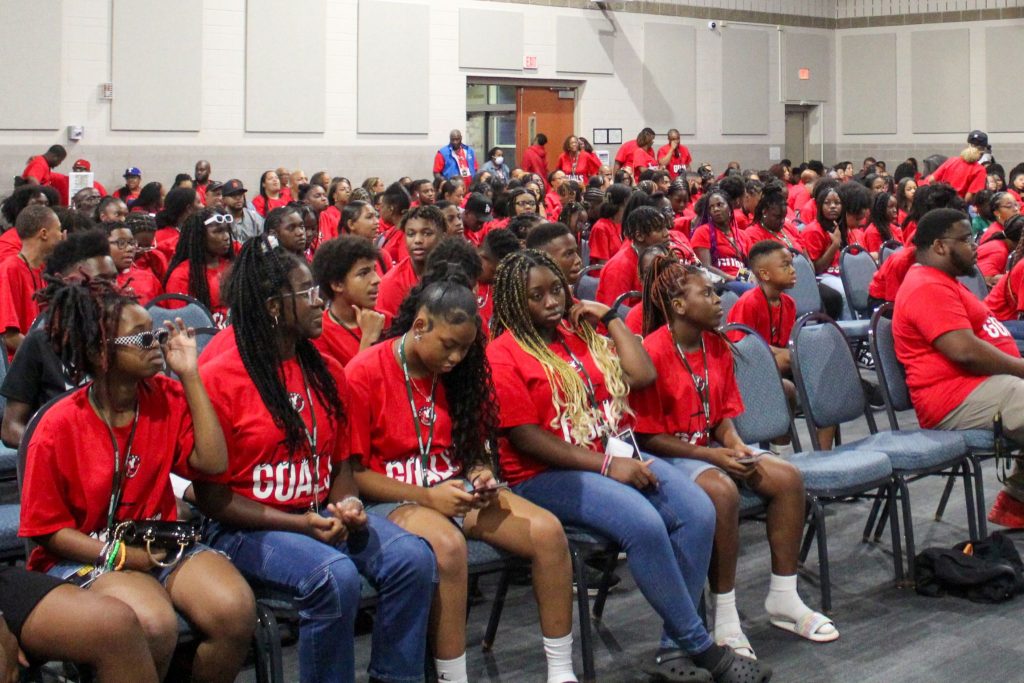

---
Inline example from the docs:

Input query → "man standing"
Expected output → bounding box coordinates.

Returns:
[0,206,63,357]
[928,130,990,203]
[194,159,212,204]
[657,129,692,181]
[221,179,263,243]
[893,208,1024,528]
[433,129,477,187]
[521,134,549,183]
[21,145,66,188]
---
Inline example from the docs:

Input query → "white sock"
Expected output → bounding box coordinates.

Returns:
[764,573,812,621]
[435,653,468,683]
[711,590,743,641]
[543,633,578,683]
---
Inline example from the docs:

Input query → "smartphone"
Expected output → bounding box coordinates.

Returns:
[465,480,509,495]
[735,451,767,465]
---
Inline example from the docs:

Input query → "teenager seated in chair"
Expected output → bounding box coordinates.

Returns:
[690,189,755,296]
[893,207,1024,529]
[596,206,670,308]
[976,213,1024,287]
[162,209,235,327]
[20,277,256,682]
[984,220,1024,342]
[633,255,837,660]
[486,249,770,683]
[348,263,578,683]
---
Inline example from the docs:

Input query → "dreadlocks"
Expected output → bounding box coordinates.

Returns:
[163,208,234,311]
[222,236,341,455]
[491,250,630,445]
[640,253,706,337]
[386,262,498,472]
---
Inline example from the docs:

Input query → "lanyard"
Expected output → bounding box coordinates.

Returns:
[328,309,362,345]
[558,337,611,446]
[296,366,321,512]
[398,334,437,484]
[19,254,40,291]
[760,287,782,347]
[91,385,140,534]
[674,334,711,444]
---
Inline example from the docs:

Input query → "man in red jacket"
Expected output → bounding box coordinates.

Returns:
[521,134,549,183]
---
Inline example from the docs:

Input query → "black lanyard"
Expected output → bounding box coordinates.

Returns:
[19,254,40,291]
[674,334,711,444]
[91,385,140,534]
[398,335,437,485]
[295,367,321,512]
[558,337,610,446]
[760,287,782,347]
[328,309,361,345]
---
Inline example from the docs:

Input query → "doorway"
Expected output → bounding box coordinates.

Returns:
[516,87,576,175]
[784,105,815,164]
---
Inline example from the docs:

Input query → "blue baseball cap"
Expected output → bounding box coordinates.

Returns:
[123,167,142,178]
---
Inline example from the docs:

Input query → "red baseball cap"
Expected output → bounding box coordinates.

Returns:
[73,159,91,171]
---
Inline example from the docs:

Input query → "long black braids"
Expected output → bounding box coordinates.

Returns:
[870,191,895,242]
[640,254,735,353]
[223,236,342,456]
[163,208,234,311]
[386,262,497,472]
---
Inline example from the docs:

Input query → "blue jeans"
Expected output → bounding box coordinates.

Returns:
[1003,319,1024,341]
[513,455,716,654]
[205,513,436,683]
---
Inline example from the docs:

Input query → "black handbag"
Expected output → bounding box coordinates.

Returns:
[113,520,200,568]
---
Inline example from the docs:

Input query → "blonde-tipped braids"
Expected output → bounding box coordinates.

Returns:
[492,250,632,445]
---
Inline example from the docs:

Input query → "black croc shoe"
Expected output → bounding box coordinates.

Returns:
[644,649,713,683]
[708,648,772,683]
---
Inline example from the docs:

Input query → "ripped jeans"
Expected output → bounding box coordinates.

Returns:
[205,513,436,683]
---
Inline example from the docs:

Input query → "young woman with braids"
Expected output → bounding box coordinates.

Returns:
[163,208,234,325]
[487,250,768,683]
[263,205,308,258]
[192,238,435,683]
[586,183,631,264]
[633,255,836,660]
[863,191,903,259]
[348,262,578,683]
[690,189,755,296]
[20,276,256,682]
[984,215,1024,340]
[801,183,865,318]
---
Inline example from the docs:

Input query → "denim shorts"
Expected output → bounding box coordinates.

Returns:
[366,501,465,529]
[46,542,215,587]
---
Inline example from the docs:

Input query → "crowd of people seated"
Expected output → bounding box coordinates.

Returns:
[0,124,1020,683]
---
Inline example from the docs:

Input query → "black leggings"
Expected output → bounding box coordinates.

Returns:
[818,283,844,320]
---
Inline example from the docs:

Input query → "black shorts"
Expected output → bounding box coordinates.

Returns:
[0,566,65,639]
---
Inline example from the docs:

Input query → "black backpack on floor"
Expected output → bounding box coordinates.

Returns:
[914,532,1024,603]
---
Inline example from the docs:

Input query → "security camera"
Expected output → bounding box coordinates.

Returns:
[708,20,718,30]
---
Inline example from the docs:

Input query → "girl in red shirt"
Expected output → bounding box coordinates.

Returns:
[744,181,805,254]
[310,236,387,367]
[349,265,578,683]
[193,239,434,683]
[863,192,904,258]
[107,222,162,305]
[668,182,696,236]
[487,250,769,682]
[633,256,836,656]
[587,183,631,264]
[690,190,754,293]
[251,170,288,217]
[318,177,352,243]
[153,187,200,261]
[477,228,520,335]
[895,177,917,226]
[21,277,255,681]
[264,205,308,258]
[163,209,235,326]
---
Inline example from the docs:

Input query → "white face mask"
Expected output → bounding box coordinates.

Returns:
[494,157,504,166]
[980,152,993,165]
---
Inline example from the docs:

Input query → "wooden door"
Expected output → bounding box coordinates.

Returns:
[516,87,576,174]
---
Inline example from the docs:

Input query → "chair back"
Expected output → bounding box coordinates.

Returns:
[879,240,902,265]
[839,245,878,319]
[575,264,603,300]
[790,313,871,442]
[147,294,216,330]
[727,324,801,450]
[957,271,989,301]
[580,238,591,268]
[869,303,912,430]
[17,391,73,558]
[719,289,740,319]
[611,291,639,320]
[194,327,220,357]
[790,252,822,317]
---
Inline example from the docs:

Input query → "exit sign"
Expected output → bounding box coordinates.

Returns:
[523,55,538,70]
[798,68,810,80]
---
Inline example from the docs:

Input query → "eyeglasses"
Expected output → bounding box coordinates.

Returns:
[270,285,321,306]
[111,329,169,349]
[515,200,538,208]
[108,238,138,249]
[204,213,235,226]
[940,234,975,245]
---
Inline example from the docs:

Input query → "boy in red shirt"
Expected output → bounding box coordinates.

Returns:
[20,145,66,190]
[377,206,445,317]
[379,184,413,265]
[892,208,1024,527]
[524,222,584,287]
[0,206,62,357]
[595,206,670,307]
[107,222,162,305]
[727,241,797,370]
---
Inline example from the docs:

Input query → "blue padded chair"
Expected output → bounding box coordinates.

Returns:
[574,264,602,301]
[147,293,216,330]
[870,303,992,539]
[192,326,220,358]
[791,253,869,338]
[611,290,639,321]
[957,271,989,301]
[879,240,902,265]
[791,314,975,582]
[839,245,878,320]
[0,351,21,480]
[719,289,740,320]
[728,324,897,610]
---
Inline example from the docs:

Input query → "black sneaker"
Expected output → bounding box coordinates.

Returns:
[573,564,621,596]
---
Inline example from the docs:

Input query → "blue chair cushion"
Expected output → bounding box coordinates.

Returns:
[0,504,22,555]
[785,450,892,495]
[467,538,510,568]
[837,429,967,472]
[0,445,16,479]
[836,319,871,338]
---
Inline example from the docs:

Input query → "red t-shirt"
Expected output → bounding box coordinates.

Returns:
[0,231,21,262]
[733,209,752,233]
[346,340,461,486]
[197,345,349,511]
[631,147,658,183]
[931,157,986,199]
[893,264,1020,428]
[863,224,904,254]
[588,218,623,263]
[799,196,817,225]
[984,259,1024,321]
[319,206,342,243]
[556,152,593,183]
[134,248,168,281]
[673,210,695,237]
[381,222,408,265]
[476,282,495,337]
[656,144,692,179]
[979,222,1005,246]
[198,325,237,363]
[668,230,699,264]
[20,376,196,571]
[801,222,865,276]
[545,193,563,222]
[21,156,52,186]
[788,183,810,212]
[726,288,796,347]
[163,257,231,323]
[251,195,288,217]
[118,266,163,306]
[868,246,916,302]
[313,309,389,368]
[595,242,640,306]
[154,226,180,261]
[631,327,743,447]
[614,140,639,167]
[488,329,629,486]
[690,224,751,277]
[377,257,418,318]
[744,222,805,254]
[977,239,1010,278]
[0,255,42,342]
[625,304,644,335]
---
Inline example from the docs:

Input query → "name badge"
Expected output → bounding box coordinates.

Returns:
[606,428,643,461]
[460,167,471,177]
